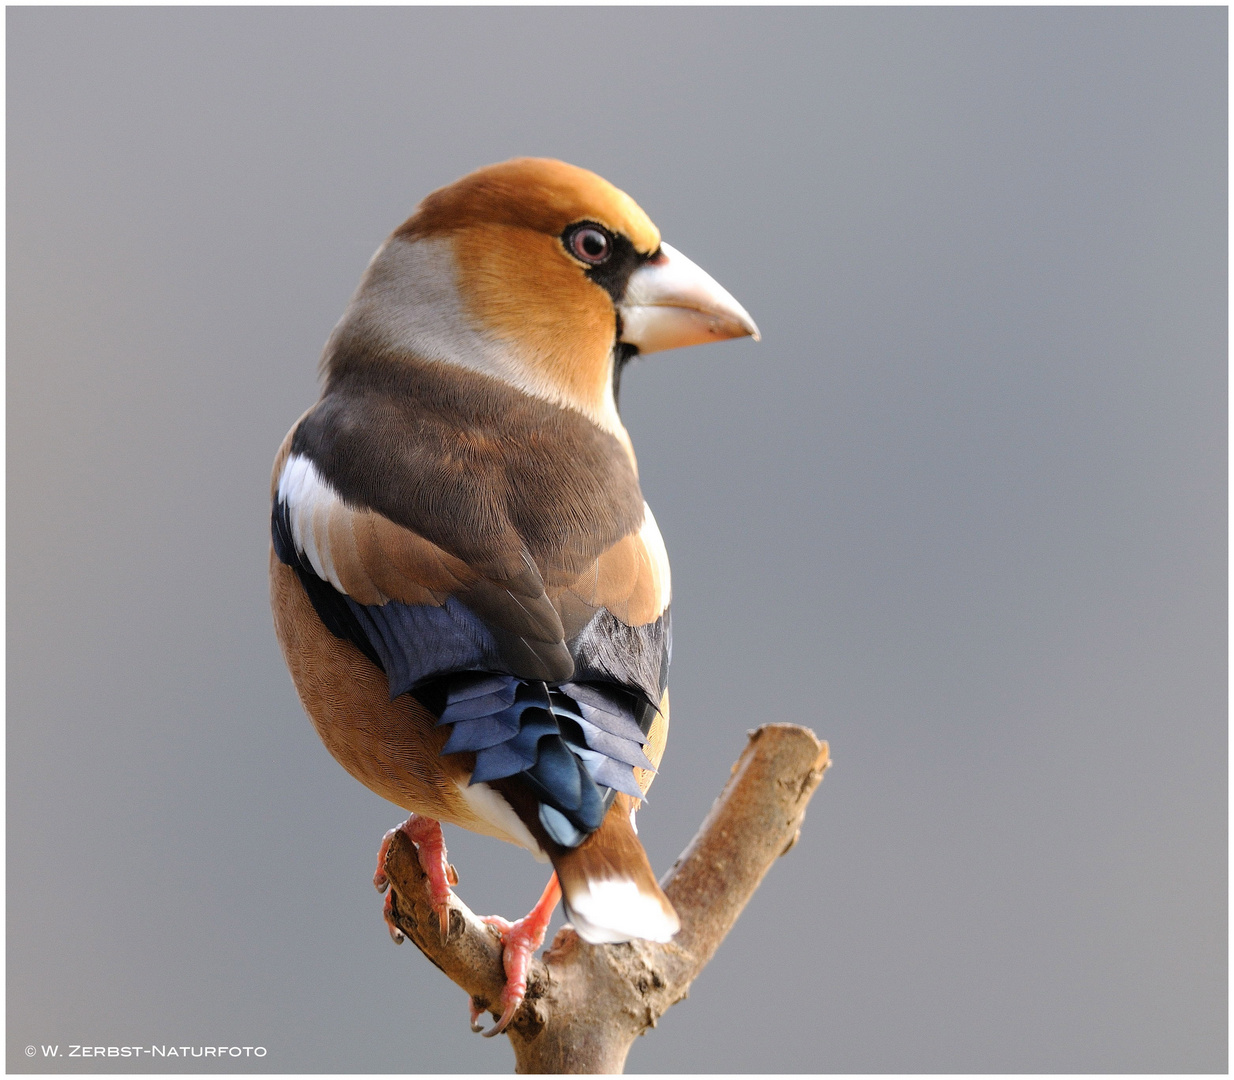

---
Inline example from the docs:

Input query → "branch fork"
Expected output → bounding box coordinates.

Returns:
[381,723,830,1073]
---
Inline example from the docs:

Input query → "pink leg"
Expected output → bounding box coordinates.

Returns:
[470,873,563,1037]
[373,814,458,941]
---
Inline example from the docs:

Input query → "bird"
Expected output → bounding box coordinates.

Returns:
[269,158,758,1035]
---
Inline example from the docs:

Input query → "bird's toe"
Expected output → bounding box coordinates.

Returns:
[374,814,455,942]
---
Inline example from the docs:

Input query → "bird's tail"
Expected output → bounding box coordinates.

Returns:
[551,792,680,944]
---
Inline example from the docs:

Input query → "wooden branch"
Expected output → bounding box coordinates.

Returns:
[382,723,830,1073]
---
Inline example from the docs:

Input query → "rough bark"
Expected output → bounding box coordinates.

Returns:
[381,723,829,1073]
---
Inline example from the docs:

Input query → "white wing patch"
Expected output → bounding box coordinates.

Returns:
[639,502,671,610]
[277,454,352,595]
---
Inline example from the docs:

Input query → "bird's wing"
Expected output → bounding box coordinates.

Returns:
[272,432,574,695]
[270,359,667,700]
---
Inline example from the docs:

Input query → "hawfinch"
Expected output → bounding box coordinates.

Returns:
[270,158,758,1034]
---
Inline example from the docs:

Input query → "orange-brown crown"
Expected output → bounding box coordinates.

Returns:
[396,158,661,255]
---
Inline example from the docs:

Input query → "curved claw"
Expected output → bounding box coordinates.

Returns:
[373,824,402,893]
[383,891,404,944]
[467,875,561,1038]
[469,998,486,1034]
[467,991,521,1038]
[480,998,520,1038]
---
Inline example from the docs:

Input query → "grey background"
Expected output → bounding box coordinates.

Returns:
[8,6,1226,1073]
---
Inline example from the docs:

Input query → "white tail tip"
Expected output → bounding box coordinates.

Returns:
[563,877,680,945]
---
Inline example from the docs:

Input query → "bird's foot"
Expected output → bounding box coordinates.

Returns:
[373,814,458,941]
[471,873,562,1037]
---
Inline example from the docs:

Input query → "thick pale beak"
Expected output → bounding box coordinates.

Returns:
[618,242,760,355]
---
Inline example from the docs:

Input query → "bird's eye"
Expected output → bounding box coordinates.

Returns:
[569,226,611,264]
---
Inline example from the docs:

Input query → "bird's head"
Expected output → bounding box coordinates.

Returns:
[326,158,758,438]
